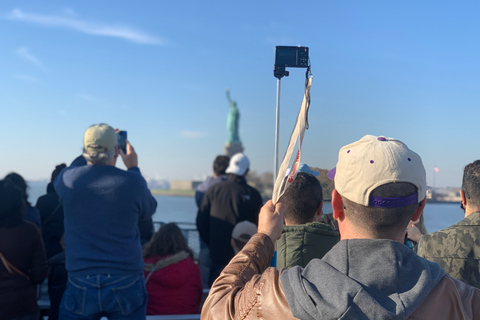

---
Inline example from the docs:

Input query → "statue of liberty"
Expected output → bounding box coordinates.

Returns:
[226,89,241,144]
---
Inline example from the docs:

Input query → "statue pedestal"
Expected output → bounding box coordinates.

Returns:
[224,142,244,157]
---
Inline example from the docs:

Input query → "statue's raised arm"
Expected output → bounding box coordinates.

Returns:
[225,88,241,144]
[226,88,233,104]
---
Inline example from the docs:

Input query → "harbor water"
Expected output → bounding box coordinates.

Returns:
[28,182,464,234]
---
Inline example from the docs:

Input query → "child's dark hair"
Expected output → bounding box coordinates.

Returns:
[143,223,194,259]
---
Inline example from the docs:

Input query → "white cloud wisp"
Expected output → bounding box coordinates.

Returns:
[7,9,162,45]
[16,47,46,71]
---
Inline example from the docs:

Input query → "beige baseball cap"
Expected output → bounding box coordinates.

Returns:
[83,123,117,153]
[327,135,426,208]
[232,221,257,242]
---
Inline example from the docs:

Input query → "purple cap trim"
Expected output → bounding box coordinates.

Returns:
[326,167,336,180]
[369,193,418,208]
[377,137,387,141]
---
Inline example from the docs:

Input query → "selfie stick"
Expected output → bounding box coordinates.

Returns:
[274,76,284,183]
[273,46,309,182]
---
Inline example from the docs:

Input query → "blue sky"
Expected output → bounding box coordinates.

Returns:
[1,1,479,188]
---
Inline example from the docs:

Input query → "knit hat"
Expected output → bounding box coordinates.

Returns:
[83,123,117,153]
[327,135,426,208]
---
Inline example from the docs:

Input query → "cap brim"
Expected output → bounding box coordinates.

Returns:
[326,167,336,181]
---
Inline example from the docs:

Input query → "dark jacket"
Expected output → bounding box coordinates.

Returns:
[195,175,229,208]
[0,221,48,320]
[202,233,480,320]
[22,206,42,229]
[416,211,480,288]
[47,251,67,320]
[36,182,64,259]
[276,221,339,269]
[196,174,262,266]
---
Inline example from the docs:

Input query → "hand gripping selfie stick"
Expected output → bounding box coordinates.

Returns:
[273,46,310,182]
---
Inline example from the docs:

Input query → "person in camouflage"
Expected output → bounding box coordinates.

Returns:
[416,160,480,288]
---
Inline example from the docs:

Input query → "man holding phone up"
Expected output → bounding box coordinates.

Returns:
[55,123,157,320]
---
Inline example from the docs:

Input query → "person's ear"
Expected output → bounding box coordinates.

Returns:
[332,190,345,221]
[460,190,467,207]
[314,201,324,221]
[411,197,427,222]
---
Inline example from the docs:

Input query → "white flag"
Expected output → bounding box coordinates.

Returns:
[272,77,312,204]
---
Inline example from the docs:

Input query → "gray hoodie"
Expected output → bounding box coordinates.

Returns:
[280,239,445,320]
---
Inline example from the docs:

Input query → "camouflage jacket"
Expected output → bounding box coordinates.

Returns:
[416,211,480,288]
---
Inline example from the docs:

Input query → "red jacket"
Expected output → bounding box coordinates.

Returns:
[144,253,202,315]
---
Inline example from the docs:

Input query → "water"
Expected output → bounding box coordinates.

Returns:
[28,182,464,233]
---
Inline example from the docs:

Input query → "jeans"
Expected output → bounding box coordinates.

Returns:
[59,273,147,320]
[199,238,211,288]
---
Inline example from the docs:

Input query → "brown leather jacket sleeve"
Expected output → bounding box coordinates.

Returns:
[201,233,298,320]
[409,275,480,320]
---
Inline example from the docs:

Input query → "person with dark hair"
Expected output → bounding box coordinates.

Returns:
[194,155,230,287]
[0,179,48,320]
[4,172,41,228]
[35,164,67,259]
[143,223,202,315]
[55,124,157,319]
[196,153,262,286]
[276,169,339,269]
[195,155,230,208]
[201,135,480,320]
[416,159,480,288]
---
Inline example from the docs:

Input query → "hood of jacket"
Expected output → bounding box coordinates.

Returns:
[144,251,193,288]
[280,239,445,320]
[277,222,339,269]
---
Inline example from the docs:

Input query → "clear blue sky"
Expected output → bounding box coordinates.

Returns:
[1,1,479,188]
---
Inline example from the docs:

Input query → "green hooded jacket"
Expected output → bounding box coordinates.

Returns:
[276,221,340,270]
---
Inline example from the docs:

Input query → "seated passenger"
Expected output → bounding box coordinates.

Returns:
[143,223,202,315]
[276,169,340,269]
[0,179,48,320]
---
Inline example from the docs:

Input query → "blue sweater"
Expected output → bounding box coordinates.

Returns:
[54,164,157,276]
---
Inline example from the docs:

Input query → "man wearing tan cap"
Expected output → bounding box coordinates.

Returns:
[202,135,480,320]
[54,123,157,320]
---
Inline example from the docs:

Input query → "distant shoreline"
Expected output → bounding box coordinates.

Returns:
[150,189,195,197]
[148,189,462,204]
